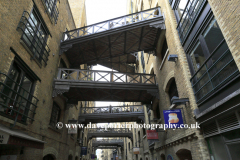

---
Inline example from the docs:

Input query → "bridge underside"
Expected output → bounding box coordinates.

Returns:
[95,146,119,150]
[61,19,164,72]
[88,133,133,141]
[93,54,136,73]
[65,87,154,104]
[79,113,144,124]
[54,81,158,104]
[92,142,124,148]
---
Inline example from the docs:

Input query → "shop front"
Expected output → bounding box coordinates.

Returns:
[0,124,45,160]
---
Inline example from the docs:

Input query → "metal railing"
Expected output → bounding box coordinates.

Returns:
[79,105,144,115]
[190,46,239,103]
[177,0,206,42]
[0,72,39,123]
[41,0,59,24]
[92,138,124,143]
[56,68,157,85]
[17,11,50,66]
[96,146,118,149]
[62,7,162,41]
[88,128,131,133]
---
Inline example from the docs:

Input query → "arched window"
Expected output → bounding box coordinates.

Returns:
[68,155,73,160]
[176,149,193,160]
[138,131,141,147]
[49,102,61,128]
[168,79,179,103]
[155,104,161,119]
[161,39,168,60]
[160,154,165,160]
[59,58,67,68]
[43,154,55,160]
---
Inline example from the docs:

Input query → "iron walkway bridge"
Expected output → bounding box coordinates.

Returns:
[92,139,124,148]
[60,7,165,72]
[87,128,133,141]
[79,105,145,124]
[53,69,159,104]
[94,146,119,150]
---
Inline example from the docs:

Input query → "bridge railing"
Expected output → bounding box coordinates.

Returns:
[56,68,157,85]
[92,138,124,143]
[62,7,162,41]
[88,128,131,133]
[79,105,144,115]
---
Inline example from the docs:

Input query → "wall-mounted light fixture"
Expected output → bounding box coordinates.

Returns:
[168,54,178,62]
[170,96,189,109]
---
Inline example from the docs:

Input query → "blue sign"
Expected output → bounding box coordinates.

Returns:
[81,146,87,155]
[163,109,184,128]
[167,155,174,160]
[91,154,95,159]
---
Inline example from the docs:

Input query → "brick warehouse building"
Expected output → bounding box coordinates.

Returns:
[1,0,240,160]
[0,0,91,160]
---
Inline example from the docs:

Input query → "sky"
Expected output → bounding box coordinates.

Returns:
[85,0,128,25]
[85,0,128,155]
[85,0,128,107]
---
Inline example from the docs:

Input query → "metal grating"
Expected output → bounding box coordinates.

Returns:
[218,113,239,132]
[202,122,218,137]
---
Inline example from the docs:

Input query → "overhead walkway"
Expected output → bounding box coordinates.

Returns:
[95,146,119,150]
[78,105,145,124]
[87,128,133,141]
[60,7,165,72]
[53,69,159,104]
[92,139,124,148]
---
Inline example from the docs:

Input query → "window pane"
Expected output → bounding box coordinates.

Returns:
[161,39,168,60]
[22,9,48,64]
[50,103,60,127]
[177,0,189,18]
[180,12,191,37]
[223,129,240,141]
[30,12,39,29]
[0,66,20,113]
[168,79,179,103]
[45,0,54,13]
[203,18,225,54]
[23,23,34,46]
[176,0,205,41]
[190,42,205,72]
[227,142,240,160]
[207,135,230,160]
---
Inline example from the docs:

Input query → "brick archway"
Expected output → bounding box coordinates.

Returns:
[176,149,193,160]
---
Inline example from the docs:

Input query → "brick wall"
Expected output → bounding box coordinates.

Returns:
[0,0,86,159]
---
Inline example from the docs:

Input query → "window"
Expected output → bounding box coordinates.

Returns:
[141,51,146,73]
[154,104,161,119]
[143,128,146,136]
[42,0,59,24]
[49,102,61,128]
[171,0,206,42]
[138,131,140,147]
[59,59,67,68]
[0,62,38,123]
[189,17,239,103]
[168,79,179,103]
[161,39,168,60]
[128,142,131,151]
[17,5,50,66]
[207,129,240,160]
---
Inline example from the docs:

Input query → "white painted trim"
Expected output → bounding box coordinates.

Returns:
[159,49,169,70]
